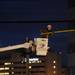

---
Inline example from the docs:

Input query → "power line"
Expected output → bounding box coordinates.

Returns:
[0,20,75,23]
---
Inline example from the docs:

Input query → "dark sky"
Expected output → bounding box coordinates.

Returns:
[0,0,67,20]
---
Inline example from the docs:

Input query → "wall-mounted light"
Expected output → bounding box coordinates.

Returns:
[53,65,56,69]
[53,70,56,74]
[53,60,56,64]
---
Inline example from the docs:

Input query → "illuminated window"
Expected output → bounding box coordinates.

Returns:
[0,72,9,75]
[0,67,9,70]
[5,67,9,70]
[0,68,4,70]
[4,62,12,65]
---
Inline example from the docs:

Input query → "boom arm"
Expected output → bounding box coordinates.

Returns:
[41,29,75,35]
[0,42,31,52]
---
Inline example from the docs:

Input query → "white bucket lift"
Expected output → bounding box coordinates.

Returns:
[34,38,49,56]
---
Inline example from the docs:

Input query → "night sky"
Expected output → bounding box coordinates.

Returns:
[0,0,67,20]
[0,0,70,65]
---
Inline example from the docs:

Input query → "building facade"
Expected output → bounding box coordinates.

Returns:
[0,50,62,75]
